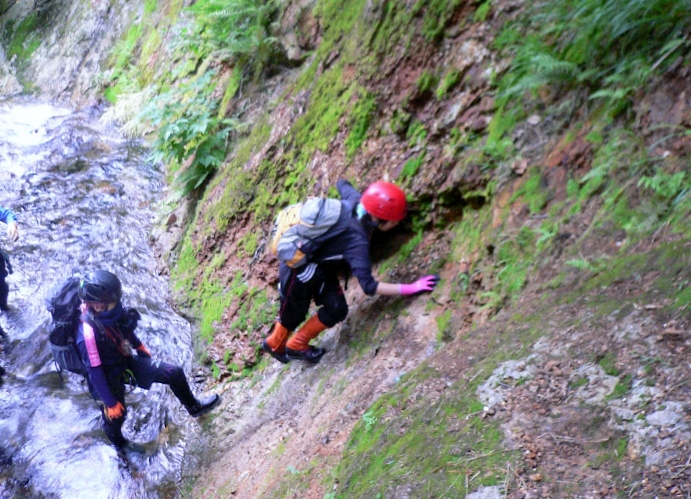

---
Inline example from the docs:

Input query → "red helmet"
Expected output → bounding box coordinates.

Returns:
[361,181,407,222]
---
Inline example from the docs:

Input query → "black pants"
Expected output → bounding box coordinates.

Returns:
[278,263,348,331]
[99,355,197,447]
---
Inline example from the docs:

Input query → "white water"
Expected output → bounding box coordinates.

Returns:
[0,97,203,499]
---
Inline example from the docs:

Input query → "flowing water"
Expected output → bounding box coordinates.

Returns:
[0,96,204,498]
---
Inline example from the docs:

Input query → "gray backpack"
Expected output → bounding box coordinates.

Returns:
[269,197,346,268]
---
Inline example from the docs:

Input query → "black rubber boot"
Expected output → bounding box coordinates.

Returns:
[261,340,290,364]
[0,278,8,312]
[186,394,221,417]
[285,346,326,364]
[102,418,128,448]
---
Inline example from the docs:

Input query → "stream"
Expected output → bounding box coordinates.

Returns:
[0,96,205,499]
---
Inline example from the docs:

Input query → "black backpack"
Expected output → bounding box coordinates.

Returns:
[46,277,88,376]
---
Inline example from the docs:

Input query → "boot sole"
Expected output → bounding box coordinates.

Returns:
[285,348,326,364]
[261,341,290,364]
[189,395,221,418]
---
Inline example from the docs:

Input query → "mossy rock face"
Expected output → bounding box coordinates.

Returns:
[0,0,143,101]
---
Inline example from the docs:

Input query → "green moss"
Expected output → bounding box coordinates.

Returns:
[450,206,492,263]
[570,376,588,390]
[144,0,158,15]
[606,374,632,401]
[345,91,377,159]
[406,119,427,147]
[389,108,411,136]
[239,230,259,257]
[198,281,233,343]
[413,0,463,42]
[435,69,461,99]
[218,66,243,120]
[416,70,438,94]
[329,319,552,497]
[114,23,144,75]
[172,237,202,292]
[436,309,454,343]
[344,311,398,363]
[138,28,163,83]
[246,288,277,331]
[293,64,355,156]
[6,14,42,65]
[398,154,424,182]
[597,352,619,376]
[511,169,550,215]
[362,2,416,72]
[473,0,491,23]
[202,119,272,232]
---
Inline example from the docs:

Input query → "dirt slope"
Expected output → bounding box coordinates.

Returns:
[190,199,691,499]
[154,2,691,498]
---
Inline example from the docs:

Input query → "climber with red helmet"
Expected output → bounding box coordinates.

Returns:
[262,179,439,364]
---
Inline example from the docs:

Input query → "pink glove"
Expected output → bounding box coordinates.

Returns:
[399,275,440,296]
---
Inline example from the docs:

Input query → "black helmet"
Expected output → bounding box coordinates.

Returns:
[78,270,122,303]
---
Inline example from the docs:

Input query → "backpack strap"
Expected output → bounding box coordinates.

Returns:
[81,316,104,368]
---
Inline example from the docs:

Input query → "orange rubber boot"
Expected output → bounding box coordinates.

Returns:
[265,322,290,353]
[286,315,328,351]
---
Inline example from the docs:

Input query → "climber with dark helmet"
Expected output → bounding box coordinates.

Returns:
[262,179,439,364]
[75,270,221,451]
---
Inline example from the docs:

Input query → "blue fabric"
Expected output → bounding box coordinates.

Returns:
[0,206,16,225]
[309,180,379,295]
[89,364,118,407]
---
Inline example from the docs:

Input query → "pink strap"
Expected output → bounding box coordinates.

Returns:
[83,321,102,367]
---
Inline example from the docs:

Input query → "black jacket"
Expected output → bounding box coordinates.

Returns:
[310,180,379,295]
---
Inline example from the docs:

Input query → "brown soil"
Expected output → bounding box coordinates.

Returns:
[191,216,691,499]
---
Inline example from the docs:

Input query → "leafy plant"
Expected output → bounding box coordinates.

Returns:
[187,0,280,81]
[638,172,686,200]
[362,409,378,432]
[494,0,691,127]
[566,258,595,272]
[142,71,244,194]
[535,222,558,251]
